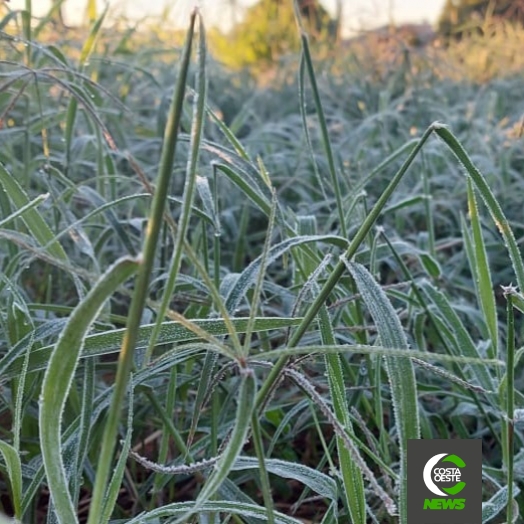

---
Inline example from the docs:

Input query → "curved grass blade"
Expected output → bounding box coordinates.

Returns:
[0,440,22,520]
[232,456,337,502]
[39,257,138,524]
[482,484,520,523]
[214,162,273,217]
[434,125,524,292]
[126,500,303,524]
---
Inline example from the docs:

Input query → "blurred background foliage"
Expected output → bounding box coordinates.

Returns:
[438,0,524,37]
[205,0,524,79]
[210,0,339,70]
[9,0,524,80]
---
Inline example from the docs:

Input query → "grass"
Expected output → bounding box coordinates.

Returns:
[0,3,524,523]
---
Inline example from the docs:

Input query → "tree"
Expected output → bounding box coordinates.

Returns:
[438,0,524,37]
[212,0,337,70]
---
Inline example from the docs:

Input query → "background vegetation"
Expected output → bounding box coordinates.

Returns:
[0,0,524,523]
[438,0,524,37]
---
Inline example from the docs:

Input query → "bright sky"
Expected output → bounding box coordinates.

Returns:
[9,0,447,36]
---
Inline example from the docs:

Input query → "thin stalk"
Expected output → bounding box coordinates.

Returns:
[503,286,516,524]
[23,0,31,66]
[143,15,207,365]
[251,414,275,524]
[300,32,346,238]
[86,12,197,524]
[213,168,221,288]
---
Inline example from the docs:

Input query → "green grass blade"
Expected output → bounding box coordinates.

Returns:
[418,279,495,392]
[502,286,516,524]
[214,162,273,217]
[243,190,277,355]
[1,317,302,380]
[319,304,366,523]
[253,344,503,368]
[79,5,107,67]
[126,500,303,523]
[251,414,275,524]
[205,103,251,161]
[233,456,337,502]
[298,53,328,201]
[34,0,67,37]
[287,367,396,516]
[434,125,524,292]
[100,388,134,523]
[482,485,520,523]
[343,259,419,523]
[0,440,23,520]
[464,177,498,358]
[39,257,138,524]
[223,234,347,314]
[144,14,207,364]
[0,193,49,229]
[71,359,95,504]
[86,13,198,523]
[296,28,346,237]
[0,164,67,261]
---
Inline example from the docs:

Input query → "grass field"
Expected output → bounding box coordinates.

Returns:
[1,4,524,524]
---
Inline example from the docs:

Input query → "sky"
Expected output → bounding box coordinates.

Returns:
[9,0,447,36]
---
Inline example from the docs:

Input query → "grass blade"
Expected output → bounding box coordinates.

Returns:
[295,18,346,237]
[1,317,302,380]
[501,286,517,524]
[464,177,498,358]
[39,257,138,524]
[434,125,524,292]
[144,13,207,365]
[0,164,67,261]
[342,259,419,523]
[0,440,23,520]
[86,11,198,524]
